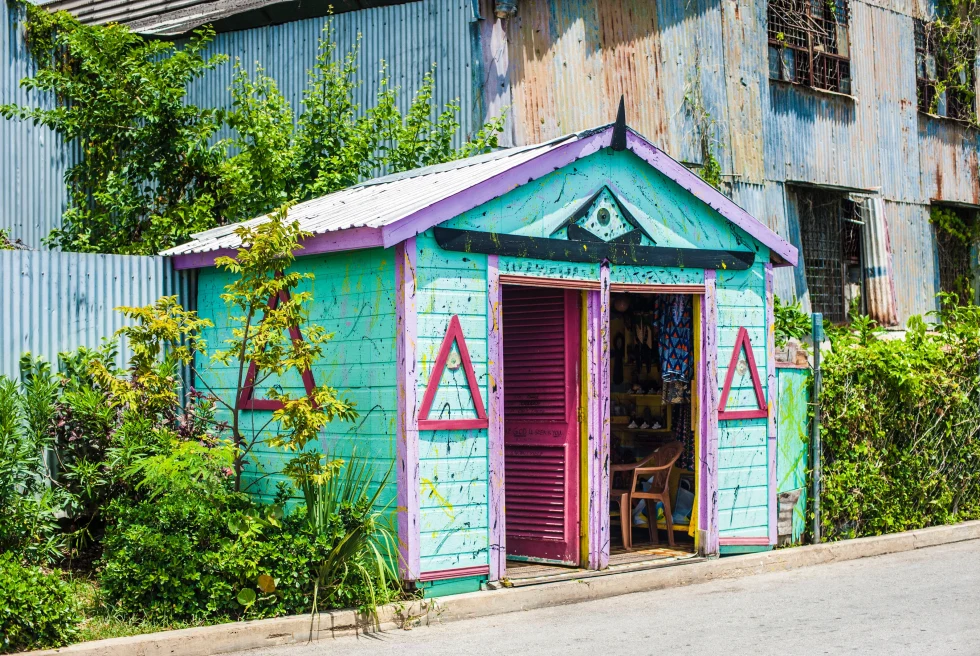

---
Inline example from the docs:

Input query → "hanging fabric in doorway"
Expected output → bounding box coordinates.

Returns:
[859,197,899,327]
[654,295,693,398]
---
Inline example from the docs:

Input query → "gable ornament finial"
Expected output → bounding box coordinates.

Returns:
[611,95,627,151]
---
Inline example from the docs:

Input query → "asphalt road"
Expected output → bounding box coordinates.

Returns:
[235,540,980,656]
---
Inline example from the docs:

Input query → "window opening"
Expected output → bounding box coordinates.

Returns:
[914,18,977,122]
[796,187,865,323]
[931,204,978,303]
[768,0,852,94]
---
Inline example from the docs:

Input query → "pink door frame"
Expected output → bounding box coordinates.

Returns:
[486,264,722,580]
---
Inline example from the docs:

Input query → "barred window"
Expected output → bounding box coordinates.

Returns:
[914,19,977,122]
[768,0,852,94]
[795,187,865,323]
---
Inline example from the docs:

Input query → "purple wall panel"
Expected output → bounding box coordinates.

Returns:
[486,254,506,580]
[395,237,421,580]
[702,269,720,555]
[585,287,601,568]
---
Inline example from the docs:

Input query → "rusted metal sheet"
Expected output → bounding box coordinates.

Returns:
[491,0,671,150]
[720,0,766,183]
[885,199,939,321]
[0,0,73,248]
[764,0,880,192]
[0,251,193,380]
[918,116,980,206]
[869,6,922,204]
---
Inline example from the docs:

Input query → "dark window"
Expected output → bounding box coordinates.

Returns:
[768,0,852,94]
[914,19,977,122]
[932,205,977,302]
[796,187,865,322]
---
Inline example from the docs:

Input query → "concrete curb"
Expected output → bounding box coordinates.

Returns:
[31,520,980,656]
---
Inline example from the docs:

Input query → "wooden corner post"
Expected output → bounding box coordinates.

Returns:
[395,237,421,581]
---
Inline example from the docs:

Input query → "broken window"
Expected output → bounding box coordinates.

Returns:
[768,0,852,94]
[931,204,977,303]
[914,19,977,122]
[794,187,865,322]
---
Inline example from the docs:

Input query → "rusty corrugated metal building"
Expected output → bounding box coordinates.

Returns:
[5,0,979,325]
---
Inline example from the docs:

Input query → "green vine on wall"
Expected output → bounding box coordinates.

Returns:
[925,0,980,124]
[683,42,723,190]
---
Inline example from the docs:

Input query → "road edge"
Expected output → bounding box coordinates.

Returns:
[30,520,980,656]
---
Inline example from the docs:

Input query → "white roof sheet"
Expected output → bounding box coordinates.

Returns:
[162,129,591,256]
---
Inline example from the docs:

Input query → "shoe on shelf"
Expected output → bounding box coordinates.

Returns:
[639,421,650,430]
[628,420,639,429]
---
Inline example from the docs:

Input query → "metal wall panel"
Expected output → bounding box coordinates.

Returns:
[918,115,980,206]
[884,200,939,321]
[0,0,72,249]
[0,251,194,380]
[184,0,481,147]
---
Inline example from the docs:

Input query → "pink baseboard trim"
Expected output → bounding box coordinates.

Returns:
[418,565,490,582]
[719,537,771,547]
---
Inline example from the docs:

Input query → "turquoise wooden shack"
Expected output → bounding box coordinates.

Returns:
[166,115,798,595]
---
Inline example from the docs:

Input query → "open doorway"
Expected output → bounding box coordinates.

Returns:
[498,283,701,585]
[608,291,698,560]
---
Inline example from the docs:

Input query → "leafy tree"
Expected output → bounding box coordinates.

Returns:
[1,2,505,254]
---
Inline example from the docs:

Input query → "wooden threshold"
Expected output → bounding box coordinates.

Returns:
[502,544,700,588]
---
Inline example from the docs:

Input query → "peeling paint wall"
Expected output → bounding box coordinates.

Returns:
[194,248,398,508]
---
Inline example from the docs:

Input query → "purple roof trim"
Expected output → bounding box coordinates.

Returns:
[172,248,238,270]
[624,131,798,267]
[169,125,797,270]
[172,226,384,270]
[380,129,614,247]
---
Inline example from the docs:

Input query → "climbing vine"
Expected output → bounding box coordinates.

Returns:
[683,43,723,190]
[922,1,980,124]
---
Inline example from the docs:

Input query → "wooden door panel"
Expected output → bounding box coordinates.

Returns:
[502,287,580,564]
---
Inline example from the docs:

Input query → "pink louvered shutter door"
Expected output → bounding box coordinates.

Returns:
[502,287,580,564]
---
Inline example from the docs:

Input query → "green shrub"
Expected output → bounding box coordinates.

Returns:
[98,486,393,623]
[820,301,980,539]
[0,553,80,653]
[0,360,64,565]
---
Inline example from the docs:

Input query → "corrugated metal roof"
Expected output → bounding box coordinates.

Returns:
[162,130,584,256]
[36,0,411,36]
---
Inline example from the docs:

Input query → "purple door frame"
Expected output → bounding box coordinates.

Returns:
[486,266,721,580]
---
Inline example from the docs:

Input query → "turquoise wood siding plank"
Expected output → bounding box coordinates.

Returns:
[715,258,773,538]
[194,248,397,514]
[416,231,490,574]
[610,266,704,286]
